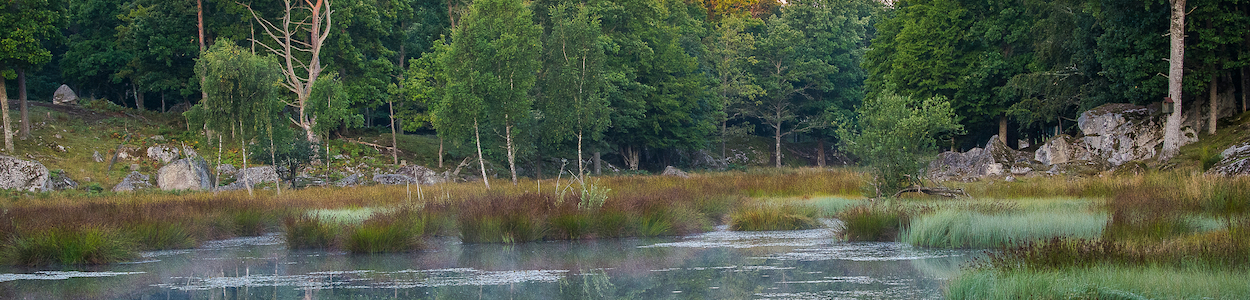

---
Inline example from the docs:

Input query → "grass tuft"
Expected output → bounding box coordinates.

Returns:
[729,203,820,231]
[902,209,1106,248]
[2,227,135,266]
[836,204,910,241]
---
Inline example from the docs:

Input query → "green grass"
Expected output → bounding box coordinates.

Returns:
[902,209,1107,248]
[947,265,1250,300]
[283,216,337,249]
[346,217,423,253]
[1,227,136,266]
[124,222,196,250]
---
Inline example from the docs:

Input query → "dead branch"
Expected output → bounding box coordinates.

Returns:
[892,185,970,198]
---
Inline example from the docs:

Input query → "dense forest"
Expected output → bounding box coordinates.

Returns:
[2,0,1248,173]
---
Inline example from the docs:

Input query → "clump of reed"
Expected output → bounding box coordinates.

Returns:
[283,216,337,250]
[124,222,196,250]
[346,210,425,253]
[836,203,913,241]
[729,202,820,231]
[1,227,135,266]
[902,209,1106,248]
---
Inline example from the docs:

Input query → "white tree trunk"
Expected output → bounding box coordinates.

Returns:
[0,75,10,152]
[475,119,490,189]
[1209,74,1218,135]
[577,131,584,177]
[505,115,517,185]
[1160,0,1187,161]
[241,120,253,197]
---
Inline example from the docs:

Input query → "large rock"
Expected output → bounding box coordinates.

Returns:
[661,166,690,178]
[1077,103,1197,166]
[335,173,364,187]
[112,171,153,192]
[216,166,280,191]
[373,174,416,185]
[1034,134,1093,166]
[52,84,79,106]
[929,135,1040,181]
[395,165,444,185]
[157,158,212,191]
[147,146,181,163]
[0,155,51,192]
[1206,142,1250,177]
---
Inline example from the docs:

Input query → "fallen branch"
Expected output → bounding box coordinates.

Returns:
[341,138,402,154]
[892,186,969,198]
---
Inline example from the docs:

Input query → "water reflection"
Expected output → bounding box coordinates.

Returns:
[0,222,976,299]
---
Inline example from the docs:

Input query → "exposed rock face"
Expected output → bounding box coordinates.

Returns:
[49,171,78,191]
[395,165,444,185]
[0,155,51,192]
[52,84,79,106]
[1034,135,1092,166]
[1077,103,1197,166]
[335,173,364,187]
[1206,142,1250,177]
[929,135,1039,181]
[112,171,153,192]
[147,146,181,163]
[373,174,415,185]
[157,158,212,191]
[216,164,238,176]
[661,166,690,178]
[216,166,279,191]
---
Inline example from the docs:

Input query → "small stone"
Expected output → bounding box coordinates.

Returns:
[54,134,62,139]
[130,164,141,172]
[92,151,105,163]
[661,166,690,178]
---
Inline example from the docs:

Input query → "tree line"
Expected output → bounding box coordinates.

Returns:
[2,0,1247,178]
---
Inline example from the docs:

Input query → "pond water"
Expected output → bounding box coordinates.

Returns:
[0,221,979,299]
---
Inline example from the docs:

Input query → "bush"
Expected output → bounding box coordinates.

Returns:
[2,227,135,266]
[346,213,423,253]
[837,91,962,197]
[126,222,196,250]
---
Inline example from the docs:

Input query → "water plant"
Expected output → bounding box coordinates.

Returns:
[346,214,423,253]
[125,222,196,250]
[283,216,337,249]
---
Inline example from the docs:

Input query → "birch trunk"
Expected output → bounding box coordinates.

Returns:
[505,115,517,185]
[18,67,29,140]
[1160,0,1187,161]
[1209,74,1218,135]
[0,71,10,152]
[475,119,490,189]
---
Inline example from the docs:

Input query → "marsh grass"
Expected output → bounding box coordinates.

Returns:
[902,209,1106,248]
[729,203,820,231]
[836,204,913,241]
[346,212,424,253]
[283,216,337,249]
[1,227,135,266]
[124,222,195,250]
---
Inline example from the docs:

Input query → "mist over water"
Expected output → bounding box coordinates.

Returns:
[0,222,977,299]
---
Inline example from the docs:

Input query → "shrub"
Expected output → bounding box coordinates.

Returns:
[837,92,963,197]
[346,213,423,253]
[2,227,135,266]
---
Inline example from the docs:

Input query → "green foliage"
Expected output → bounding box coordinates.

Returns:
[249,124,318,185]
[0,0,64,70]
[2,227,135,266]
[536,3,611,153]
[191,40,283,143]
[838,92,962,196]
[114,0,199,97]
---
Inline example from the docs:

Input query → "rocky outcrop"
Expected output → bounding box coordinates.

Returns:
[216,166,279,191]
[395,165,444,185]
[1077,103,1197,166]
[0,155,51,192]
[335,173,364,187]
[1206,142,1250,177]
[157,158,212,191]
[661,166,690,178]
[52,84,78,106]
[373,174,415,185]
[112,171,153,192]
[929,135,1040,181]
[216,164,238,176]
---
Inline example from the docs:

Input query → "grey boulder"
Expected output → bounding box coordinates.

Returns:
[113,171,153,192]
[157,158,212,191]
[216,166,280,191]
[1206,142,1250,177]
[0,155,51,192]
[395,165,444,185]
[52,84,79,106]
[373,174,416,185]
[661,166,690,178]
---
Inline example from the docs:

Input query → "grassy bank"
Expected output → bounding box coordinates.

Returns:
[947,264,1250,300]
[0,168,863,265]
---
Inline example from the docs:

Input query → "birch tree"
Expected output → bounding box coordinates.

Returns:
[1161,0,1187,161]
[538,3,610,177]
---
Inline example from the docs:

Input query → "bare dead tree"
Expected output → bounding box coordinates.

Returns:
[244,0,333,143]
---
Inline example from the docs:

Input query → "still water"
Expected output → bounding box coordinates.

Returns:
[0,221,977,299]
